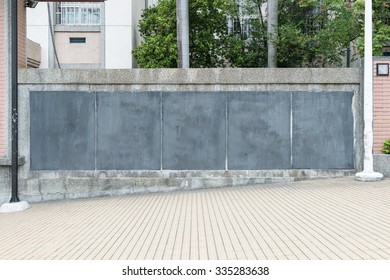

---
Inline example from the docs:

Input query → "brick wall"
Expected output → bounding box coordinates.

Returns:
[18,0,26,68]
[373,60,390,154]
[0,1,27,158]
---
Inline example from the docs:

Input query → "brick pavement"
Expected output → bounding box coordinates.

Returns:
[0,177,389,260]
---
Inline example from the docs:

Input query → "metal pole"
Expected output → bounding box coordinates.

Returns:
[346,47,351,68]
[176,0,189,68]
[10,0,19,202]
[267,0,278,68]
[355,0,383,181]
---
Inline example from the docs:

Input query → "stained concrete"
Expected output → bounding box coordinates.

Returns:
[374,154,390,176]
[30,91,95,170]
[228,91,291,169]
[292,91,354,169]
[162,91,226,170]
[97,92,161,170]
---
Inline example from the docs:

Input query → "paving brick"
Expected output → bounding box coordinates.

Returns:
[0,177,390,260]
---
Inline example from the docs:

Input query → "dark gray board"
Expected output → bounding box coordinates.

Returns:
[30,91,95,170]
[162,91,226,170]
[30,90,355,171]
[96,92,161,170]
[292,91,354,169]
[228,91,292,169]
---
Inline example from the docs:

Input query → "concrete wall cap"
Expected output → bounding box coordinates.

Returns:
[18,68,360,85]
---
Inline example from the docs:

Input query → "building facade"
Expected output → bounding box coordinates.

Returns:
[27,0,137,69]
[373,59,390,155]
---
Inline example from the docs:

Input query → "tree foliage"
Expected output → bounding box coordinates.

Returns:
[133,0,390,68]
[354,0,390,56]
[133,0,237,68]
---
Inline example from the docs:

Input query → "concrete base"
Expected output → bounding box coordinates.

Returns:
[355,171,383,182]
[0,201,31,213]
[374,154,390,177]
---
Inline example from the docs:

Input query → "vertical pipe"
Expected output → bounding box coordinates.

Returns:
[267,0,278,68]
[176,0,189,68]
[10,0,19,202]
[346,47,351,68]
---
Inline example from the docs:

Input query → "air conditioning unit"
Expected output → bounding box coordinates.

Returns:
[25,0,38,8]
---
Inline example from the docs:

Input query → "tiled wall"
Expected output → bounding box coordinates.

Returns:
[18,0,26,68]
[374,60,390,154]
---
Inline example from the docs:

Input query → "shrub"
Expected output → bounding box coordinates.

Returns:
[382,139,390,154]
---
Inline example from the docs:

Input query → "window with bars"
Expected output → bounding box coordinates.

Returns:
[56,2,101,25]
[228,17,250,39]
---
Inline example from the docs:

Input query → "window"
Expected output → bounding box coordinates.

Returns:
[228,17,250,39]
[69,37,86,43]
[56,2,101,25]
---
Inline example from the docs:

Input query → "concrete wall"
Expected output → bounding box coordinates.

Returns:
[0,68,362,204]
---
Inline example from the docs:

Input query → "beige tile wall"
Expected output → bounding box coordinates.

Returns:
[374,61,390,154]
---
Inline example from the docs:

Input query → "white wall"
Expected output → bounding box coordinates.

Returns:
[105,0,132,69]
[26,4,49,68]
[55,32,100,64]
[27,1,137,69]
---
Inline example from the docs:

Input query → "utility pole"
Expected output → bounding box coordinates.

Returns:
[267,0,278,68]
[176,0,189,68]
[355,0,383,181]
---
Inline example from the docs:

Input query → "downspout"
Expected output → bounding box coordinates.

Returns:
[10,0,19,202]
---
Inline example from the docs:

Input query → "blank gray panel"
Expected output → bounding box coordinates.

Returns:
[228,92,291,169]
[30,91,95,170]
[162,92,226,170]
[96,92,161,170]
[292,91,354,169]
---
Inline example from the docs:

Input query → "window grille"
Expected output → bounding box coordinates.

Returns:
[228,17,250,39]
[56,2,101,25]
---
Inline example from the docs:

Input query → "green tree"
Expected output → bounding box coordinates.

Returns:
[354,0,390,56]
[133,0,239,68]
[133,0,390,68]
[133,0,178,68]
[224,0,268,67]
[276,0,362,67]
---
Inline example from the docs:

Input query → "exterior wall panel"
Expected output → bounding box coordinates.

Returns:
[18,0,26,68]
[55,32,100,64]
[373,60,390,154]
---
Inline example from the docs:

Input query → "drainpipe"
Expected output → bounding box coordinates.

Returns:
[10,0,19,202]
[355,0,383,181]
